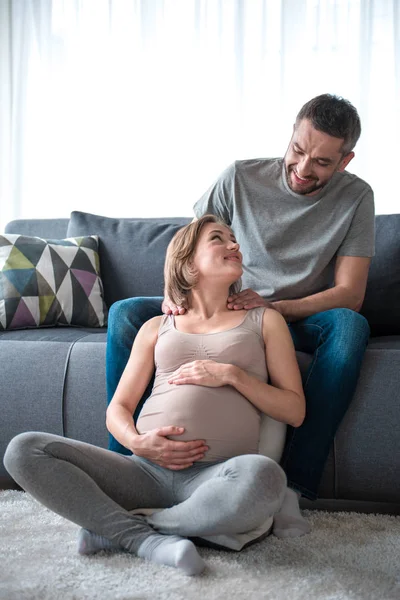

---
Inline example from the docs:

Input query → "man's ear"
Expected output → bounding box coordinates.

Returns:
[337,151,355,172]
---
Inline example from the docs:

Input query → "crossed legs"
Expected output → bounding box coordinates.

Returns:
[4,433,286,575]
[147,454,286,537]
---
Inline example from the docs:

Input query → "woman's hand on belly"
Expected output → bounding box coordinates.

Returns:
[168,360,234,388]
[132,426,209,470]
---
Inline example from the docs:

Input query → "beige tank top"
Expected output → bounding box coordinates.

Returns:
[136,307,268,462]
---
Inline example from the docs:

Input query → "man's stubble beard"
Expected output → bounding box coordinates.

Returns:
[285,165,324,196]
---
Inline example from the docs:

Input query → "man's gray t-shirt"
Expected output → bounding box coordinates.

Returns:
[193,158,375,302]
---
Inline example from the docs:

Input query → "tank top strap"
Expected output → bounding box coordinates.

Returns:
[243,306,266,337]
[157,313,175,338]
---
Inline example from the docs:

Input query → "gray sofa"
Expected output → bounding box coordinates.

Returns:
[1,211,400,515]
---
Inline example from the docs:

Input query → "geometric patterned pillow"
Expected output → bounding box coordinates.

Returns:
[0,234,108,330]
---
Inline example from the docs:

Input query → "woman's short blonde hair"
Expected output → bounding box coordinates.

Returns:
[164,214,242,308]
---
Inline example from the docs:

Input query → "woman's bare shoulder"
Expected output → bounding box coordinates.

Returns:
[137,315,164,339]
[262,307,288,332]
[142,315,163,329]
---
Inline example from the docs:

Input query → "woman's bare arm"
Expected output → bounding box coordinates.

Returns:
[106,316,159,447]
[230,309,305,426]
[106,316,208,468]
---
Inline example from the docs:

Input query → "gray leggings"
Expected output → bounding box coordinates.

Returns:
[4,432,286,553]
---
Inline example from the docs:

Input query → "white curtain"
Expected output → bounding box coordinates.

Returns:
[0,0,399,230]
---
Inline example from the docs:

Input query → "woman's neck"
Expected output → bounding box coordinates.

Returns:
[187,286,231,320]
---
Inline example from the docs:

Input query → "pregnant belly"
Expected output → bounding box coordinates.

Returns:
[136,384,260,462]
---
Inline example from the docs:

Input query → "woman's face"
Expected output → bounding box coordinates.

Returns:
[191,222,243,286]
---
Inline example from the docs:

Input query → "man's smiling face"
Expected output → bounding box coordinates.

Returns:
[284,118,354,196]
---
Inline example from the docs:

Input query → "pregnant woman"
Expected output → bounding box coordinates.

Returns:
[4,215,305,576]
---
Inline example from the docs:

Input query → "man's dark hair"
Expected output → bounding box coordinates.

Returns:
[296,94,361,155]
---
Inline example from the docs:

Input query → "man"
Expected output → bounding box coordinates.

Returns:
[106,94,375,538]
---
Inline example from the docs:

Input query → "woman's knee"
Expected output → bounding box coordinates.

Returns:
[222,455,286,498]
[253,456,287,498]
[3,431,44,475]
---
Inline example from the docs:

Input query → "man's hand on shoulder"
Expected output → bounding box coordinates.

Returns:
[162,297,186,316]
[227,288,275,311]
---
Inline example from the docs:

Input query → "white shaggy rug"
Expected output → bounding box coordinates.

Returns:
[0,490,399,600]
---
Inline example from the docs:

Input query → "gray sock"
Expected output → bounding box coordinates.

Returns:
[77,528,121,555]
[273,487,311,538]
[137,534,206,576]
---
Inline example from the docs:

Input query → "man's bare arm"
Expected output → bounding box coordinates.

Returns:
[227,256,371,321]
[272,256,371,321]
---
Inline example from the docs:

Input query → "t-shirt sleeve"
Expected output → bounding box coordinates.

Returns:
[193,163,235,225]
[337,188,375,257]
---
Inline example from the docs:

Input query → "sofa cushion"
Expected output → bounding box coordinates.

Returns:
[0,327,107,342]
[360,214,400,336]
[67,211,191,307]
[0,234,107,330]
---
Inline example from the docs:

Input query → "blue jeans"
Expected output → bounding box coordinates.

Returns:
[106,298,370,500]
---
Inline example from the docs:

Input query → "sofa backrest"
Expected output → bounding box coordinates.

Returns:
[5,213,400,336]
[359,213,400,336]
[5,218,69,239]
[66,212,192,306]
